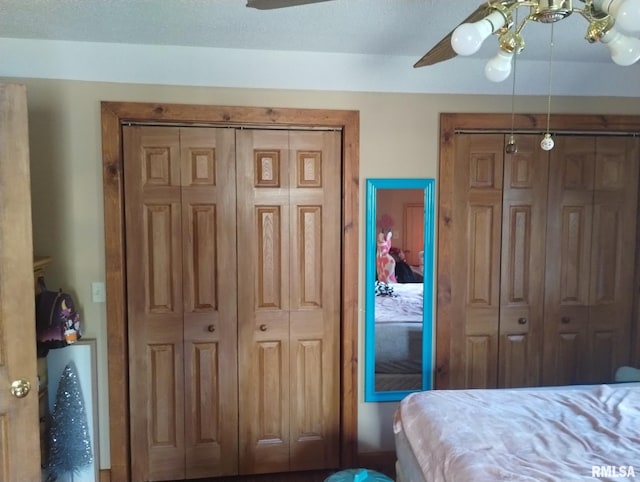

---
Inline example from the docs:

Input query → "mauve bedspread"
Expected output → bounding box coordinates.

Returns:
[394,384,640,481]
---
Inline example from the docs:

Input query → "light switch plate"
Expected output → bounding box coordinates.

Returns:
[91,281,106,303]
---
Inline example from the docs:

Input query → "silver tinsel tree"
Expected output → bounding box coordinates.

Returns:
[47,361,93,482]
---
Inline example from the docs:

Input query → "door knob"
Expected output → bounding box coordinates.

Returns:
[259,324,268,332]
[561,316,571,324]
[517,317,527,325]
[10,379,31,398]
[207,324,216,332]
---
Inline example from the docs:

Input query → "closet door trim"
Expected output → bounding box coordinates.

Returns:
[101,102,359,482]
[437,113,640,390]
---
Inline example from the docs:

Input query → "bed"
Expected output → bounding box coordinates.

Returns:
[375,282,423,392]
[393,383,640,482]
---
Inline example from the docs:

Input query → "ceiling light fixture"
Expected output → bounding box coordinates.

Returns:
[415,0,640,81]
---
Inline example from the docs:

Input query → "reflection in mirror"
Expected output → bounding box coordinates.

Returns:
[364,178,435,402]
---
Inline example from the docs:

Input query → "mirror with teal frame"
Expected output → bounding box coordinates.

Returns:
[364,178,435,402]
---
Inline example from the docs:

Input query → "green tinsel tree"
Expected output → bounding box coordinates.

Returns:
[47,361,93,482]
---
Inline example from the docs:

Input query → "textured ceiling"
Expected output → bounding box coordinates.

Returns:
[0,0,616,63]
[4,0,639,97]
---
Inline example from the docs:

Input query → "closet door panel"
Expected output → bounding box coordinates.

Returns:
[451,134,503,388]
[553,332,583,385]
[543,137,594,386]
[464,335,495,388]
[586,137,639,382]
[237,130,292,474]
[498,135,547,387]
[185,342,222,470]
[499,335,531,387]
[124,126,186,481]
[250,337,290,466]
[237,129,341,473]
[181,128,239,478]
[288,132,340,470]
[246,209,291,470]
[290,205,329,470]
[588,204,625,383]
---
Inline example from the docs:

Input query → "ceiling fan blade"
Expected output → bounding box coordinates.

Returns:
[247,0,333,9]
[413,2,494,68]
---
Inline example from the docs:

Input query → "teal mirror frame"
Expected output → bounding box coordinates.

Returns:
[364,178,436,402]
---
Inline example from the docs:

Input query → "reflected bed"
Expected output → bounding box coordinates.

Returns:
[375,282,423,323]
[394,383,640,482]
[375,283,423,392]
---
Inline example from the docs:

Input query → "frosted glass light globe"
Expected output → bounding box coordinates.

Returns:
[451,10,507,56]
[595,0,640,34]
[484,50,514,82]
[540,133,555,151]
[452,23,488,56]
[602,28,640,65]
[611,0,640,34]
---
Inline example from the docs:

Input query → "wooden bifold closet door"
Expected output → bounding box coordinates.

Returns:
[542,136,639,386]
[449,133,639,390]
[450,134,548,389]
[123,126,341,481]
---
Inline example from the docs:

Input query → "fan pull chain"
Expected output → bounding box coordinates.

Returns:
[506,35,519,154]
[541,23,555,151]
[506,7,520,155]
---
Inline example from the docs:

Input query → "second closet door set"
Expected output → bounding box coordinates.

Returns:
[123,126,341,481]
[449,133,639,390]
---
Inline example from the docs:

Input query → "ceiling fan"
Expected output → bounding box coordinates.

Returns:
[413,0,640,82]
[247,0,640,82]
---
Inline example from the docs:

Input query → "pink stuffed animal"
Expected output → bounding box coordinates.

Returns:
[376,231,397,283]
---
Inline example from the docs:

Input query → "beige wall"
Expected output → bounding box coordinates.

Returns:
[5,76,640,466]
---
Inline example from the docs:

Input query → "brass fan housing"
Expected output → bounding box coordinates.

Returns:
[585,15,614,42]
[498,30,526,54]
[530,0,574,23]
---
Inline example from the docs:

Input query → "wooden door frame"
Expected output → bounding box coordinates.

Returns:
[437,113,640,390]
[402,202,425,267]
[101,102,359,482]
